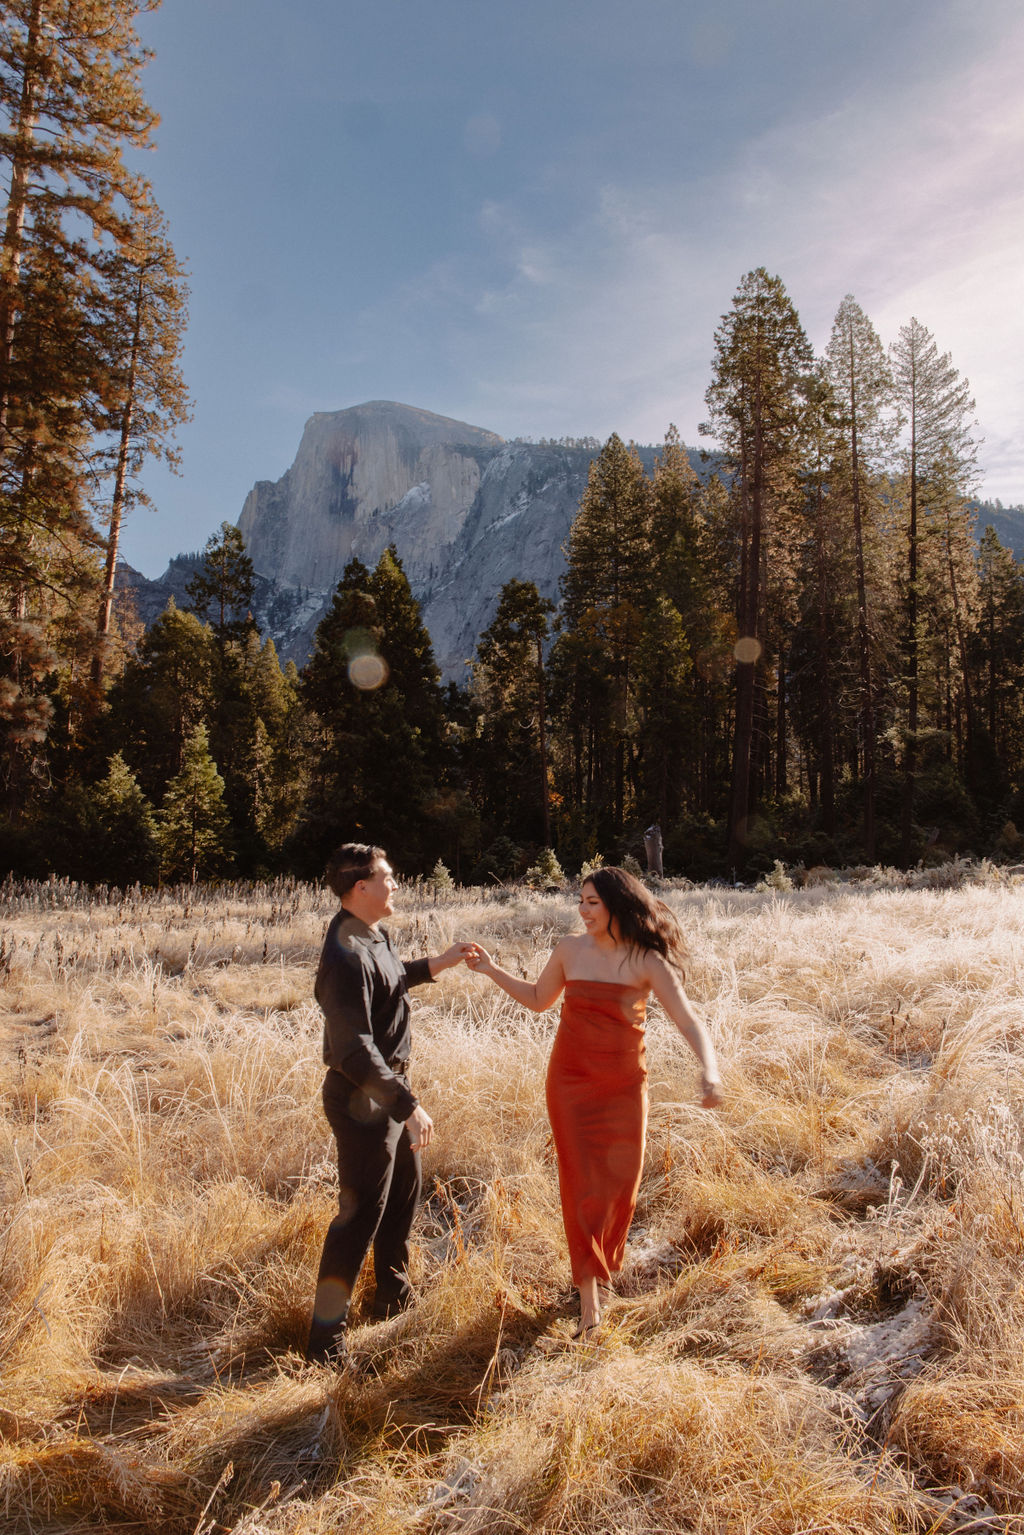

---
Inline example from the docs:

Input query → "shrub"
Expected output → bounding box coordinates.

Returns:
[524,847,565,888]
[427,858,455,893]
[755,859,794,892]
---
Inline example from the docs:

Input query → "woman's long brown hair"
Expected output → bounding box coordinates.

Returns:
[584,866,687,976]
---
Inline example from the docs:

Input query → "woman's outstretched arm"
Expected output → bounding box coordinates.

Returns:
[644,953,723,1108]
[466,939,567,1012]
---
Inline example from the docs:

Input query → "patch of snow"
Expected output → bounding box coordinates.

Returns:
[390,482,432,515]
[843,1298,930,1372]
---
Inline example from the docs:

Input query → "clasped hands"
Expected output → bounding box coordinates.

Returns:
[431,941,491,973]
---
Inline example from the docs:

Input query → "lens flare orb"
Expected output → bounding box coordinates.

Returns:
[733,636,762,664]
[348,653,388,691]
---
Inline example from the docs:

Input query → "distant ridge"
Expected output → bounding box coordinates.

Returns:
[973,500,1024,559]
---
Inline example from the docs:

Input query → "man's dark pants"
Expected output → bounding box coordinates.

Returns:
[306,1070,421,1361]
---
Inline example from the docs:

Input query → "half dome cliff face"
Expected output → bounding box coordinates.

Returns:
[232,400,622,679]
[152,402,669,680]
[237,401,506,596]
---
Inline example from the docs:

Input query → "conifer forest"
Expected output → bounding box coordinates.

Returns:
[3,3,1024,887]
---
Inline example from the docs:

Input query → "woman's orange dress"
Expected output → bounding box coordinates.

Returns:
[545,979,648,1284]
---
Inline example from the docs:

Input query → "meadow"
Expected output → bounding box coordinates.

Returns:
[1,869,1022,1534]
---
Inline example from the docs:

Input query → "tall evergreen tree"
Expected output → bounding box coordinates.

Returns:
[185,522,256,640]
[158,722,231,884]
[103,599,215,798]
[0,2,186,822]
[472,578,554,847]
[300,549,450,872]
[972,526,1024,778]
[59,750,158,884]
[702,268,814,867]
[0,0,159,457]
[634,594,693,832]
[555,433,653,837]
[92,195,190,683]
[789,366,848,834]
[206,628,305,871]
[890,318,978,860]
[824,295,896,859]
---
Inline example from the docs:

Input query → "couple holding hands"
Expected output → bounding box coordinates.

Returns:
[305,842,722,1364]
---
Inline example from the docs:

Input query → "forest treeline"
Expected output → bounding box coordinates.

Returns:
[3,9,1024,885]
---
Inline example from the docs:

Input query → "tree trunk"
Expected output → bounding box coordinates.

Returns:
[848,376,877,861]
[944,510,974,741]
[93,271,143,686]
[0,0,43,458]
[728,443,762,866]
[775,645,787,799]
[535,635,551,846]
[813,481,836,831]
[900,436,919,865]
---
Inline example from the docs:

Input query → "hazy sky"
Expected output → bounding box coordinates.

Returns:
[124,0,1024,574]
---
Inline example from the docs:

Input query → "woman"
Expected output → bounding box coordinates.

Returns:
[467,867,722,1335]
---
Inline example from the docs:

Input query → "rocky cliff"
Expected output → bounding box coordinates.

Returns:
[237,401,506,595]
[233,401,667,677]
[127,402,664,677]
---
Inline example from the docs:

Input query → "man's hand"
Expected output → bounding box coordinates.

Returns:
[405,1104,434,1151]
[430,942,476,974]
[465,943,493,975]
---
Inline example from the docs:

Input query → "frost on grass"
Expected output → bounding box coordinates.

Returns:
[1,876,1022,1532]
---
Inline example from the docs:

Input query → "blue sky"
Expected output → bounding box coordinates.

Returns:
[124,0,1024,574]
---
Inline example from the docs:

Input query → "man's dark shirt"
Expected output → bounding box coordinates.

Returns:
[315,910,434,1121]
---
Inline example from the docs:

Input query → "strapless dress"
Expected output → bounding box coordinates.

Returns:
[545,979,648,1284]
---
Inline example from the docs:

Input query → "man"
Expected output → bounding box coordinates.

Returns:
[306,842,469,1364]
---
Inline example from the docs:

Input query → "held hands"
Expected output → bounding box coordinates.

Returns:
[434,942,477,972]
[464,943,493,974]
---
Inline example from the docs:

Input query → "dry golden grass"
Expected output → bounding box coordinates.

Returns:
[2,873,1024,1533]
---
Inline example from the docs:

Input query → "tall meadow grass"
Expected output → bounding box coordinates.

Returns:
[1,873,1022,1532]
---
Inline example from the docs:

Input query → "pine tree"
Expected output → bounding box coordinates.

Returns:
[786,365,852,834]
[158,722,231,884]
[702,269,814,867]
[649,425,702,621]
[644,428,727,828]
[63,751,158,885]
[555,434,653,838]
[972,526,1024,774]
[824,295,896,859]
[185,522,256,640]
[0,3,186,818]
[472,578,554,846]
[0,0,159,457]
[634,594,693,832]
[300,549,450,872]
[890,318,978,860]
[561,433,652,619]
[103,599,215,798]
[206,628,305,871]
[92,195,190,683]
[0,221,100,787]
